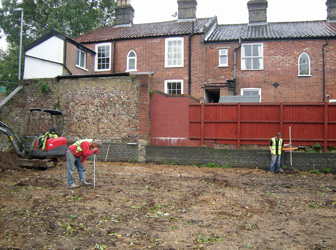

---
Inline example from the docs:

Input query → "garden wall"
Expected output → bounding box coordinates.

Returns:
[146,146,336,172]
[0,74,151,162]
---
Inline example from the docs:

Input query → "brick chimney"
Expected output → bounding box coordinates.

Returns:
[326,0,336,22]
[115,0,134,26]
[178,0,197,20]
[247,0,268,25]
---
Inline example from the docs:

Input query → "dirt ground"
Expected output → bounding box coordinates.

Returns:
[0,151,335,250]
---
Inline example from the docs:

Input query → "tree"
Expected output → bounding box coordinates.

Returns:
[0,0,116,89]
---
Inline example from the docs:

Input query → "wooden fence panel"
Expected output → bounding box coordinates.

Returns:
[189,102,336,151]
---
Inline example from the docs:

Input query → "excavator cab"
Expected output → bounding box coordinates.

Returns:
[0,108,67,168]
[24,108,67,158]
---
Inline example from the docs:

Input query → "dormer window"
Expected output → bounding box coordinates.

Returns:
[127,50,137,71]
[76,49,86,69]
[298,52,311,76]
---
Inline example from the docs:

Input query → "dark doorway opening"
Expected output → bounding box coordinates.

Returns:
[204,89,220,103]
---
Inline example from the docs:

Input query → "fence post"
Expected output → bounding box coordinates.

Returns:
[201,102,204,146]
[237,103,241,149]
[324,102,328,152]
[280,102,284,135]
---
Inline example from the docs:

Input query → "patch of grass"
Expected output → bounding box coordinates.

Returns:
[196,234,224,243]
[93,243,108,250]
[66,195,84,201]
[322,168,330,174]
[310,169,321,175]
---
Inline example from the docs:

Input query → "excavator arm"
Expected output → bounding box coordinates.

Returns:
[0,121,25,156]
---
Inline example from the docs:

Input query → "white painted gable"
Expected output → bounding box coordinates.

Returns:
[23,36,64,79]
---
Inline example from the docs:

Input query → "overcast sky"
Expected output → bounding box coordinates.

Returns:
[0,0,328,50]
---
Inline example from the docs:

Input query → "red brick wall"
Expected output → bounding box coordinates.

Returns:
[65,41,95,75]
[150,92,196,146]
[204,39,336,102]
[79,34,336,103]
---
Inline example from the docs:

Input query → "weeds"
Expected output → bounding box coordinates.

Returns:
[196,234,223,243]
[93,243,108,250]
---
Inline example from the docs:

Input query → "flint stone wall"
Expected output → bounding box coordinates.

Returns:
[0,75,145,152]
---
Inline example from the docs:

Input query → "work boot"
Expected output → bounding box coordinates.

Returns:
[69,184,79,189]
[80,181,91,186]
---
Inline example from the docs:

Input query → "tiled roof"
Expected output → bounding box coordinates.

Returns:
[75,18,213,43]
[206,21,336,41]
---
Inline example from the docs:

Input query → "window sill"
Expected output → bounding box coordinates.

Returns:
[76,65,88,71]
[94,69,111,72]
[218,65,229,68]
[298,74,312,77]
[164,65,184,68]
[241,69,264,71]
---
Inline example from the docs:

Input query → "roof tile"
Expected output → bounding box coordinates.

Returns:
[206,21,336,41]
[76,18,213,43]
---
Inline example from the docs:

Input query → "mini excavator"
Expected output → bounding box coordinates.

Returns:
[0,108,67,169]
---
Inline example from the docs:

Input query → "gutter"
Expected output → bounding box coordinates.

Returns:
[322,39,329,103]
[188,22,195,95]
[233,37,242,95]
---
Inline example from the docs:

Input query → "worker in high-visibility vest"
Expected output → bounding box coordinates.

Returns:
[269,132,289,174]
[66,139,102,188]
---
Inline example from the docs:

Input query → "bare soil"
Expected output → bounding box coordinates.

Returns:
[0,151,335,250]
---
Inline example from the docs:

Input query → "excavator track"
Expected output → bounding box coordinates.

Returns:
[18,158,59,170]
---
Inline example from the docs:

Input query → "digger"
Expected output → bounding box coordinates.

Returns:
[0,108,67,169]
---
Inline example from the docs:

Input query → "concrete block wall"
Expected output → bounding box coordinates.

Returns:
[146,146,336,172]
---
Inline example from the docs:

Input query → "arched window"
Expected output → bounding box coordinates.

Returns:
[298,52,311,76]
[127,50,137,72]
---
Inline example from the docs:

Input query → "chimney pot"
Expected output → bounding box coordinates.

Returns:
[247,0,268,25]
[326,0,336,22]
[178,0,197,20]
[115,2,134,26]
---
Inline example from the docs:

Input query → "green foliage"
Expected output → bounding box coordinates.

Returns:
[38,80,50,93]
[0,0,117,85]
[129,158,137,163]
[322,168,330,174]
[93,243,108,250]
[0,48,19,93]
[310,169,321,175]
[313,143,322,152]
[196,234,223,243]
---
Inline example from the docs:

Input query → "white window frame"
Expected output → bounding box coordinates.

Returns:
[165,37,184,68]
[298,52,311,76]
[164,80,184,95]
[76,48,86,69]
[241,43,263,70]
[95,43,111,71]
[126,50,137,72]
[218,48,228,67]
[241,88,261,102]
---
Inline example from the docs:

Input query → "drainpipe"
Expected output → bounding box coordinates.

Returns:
[113,40,117,73]
[233,37,242,96]
[188,22,195,95]
[322,39,328,103]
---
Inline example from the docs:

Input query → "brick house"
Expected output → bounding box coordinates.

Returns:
[23,0,336,103]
